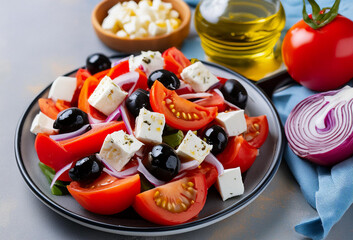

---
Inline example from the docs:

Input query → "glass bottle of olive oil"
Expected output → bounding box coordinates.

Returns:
[195,0,286,80]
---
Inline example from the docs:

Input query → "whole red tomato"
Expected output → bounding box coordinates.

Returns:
[282,15,353,91]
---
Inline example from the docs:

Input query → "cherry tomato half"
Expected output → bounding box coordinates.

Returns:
[35,121,126,181]
[163,47,191,78]
[195,90,226,112]
[188,162,218,188]
[216,136,258,173]
[133,173,207,225]
[68,173,140,215]
[243,115,269,148]
[282,15,353,91]
[150,81,218,131]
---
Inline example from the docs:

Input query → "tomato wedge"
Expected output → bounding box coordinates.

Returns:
[60,121,126,158]
[188,162,218,189]
[78,76,106,120]
[93,69,110,81]
[216,135,258,173]
[243,115,269,148]
[195,90,226,112]
[133,173,207,225]
[72,68,91,105]
[35,133,76,181]
[68,173,140,215]
[150,81,218,130]
[55,99,71,112]
[163,47,191,77]
[106,60,129,80]
[38,98,60,119]
[35,121,126,181]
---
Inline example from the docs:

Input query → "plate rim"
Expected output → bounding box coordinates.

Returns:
[14,60,284,236]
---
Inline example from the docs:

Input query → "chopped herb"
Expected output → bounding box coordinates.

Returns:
[142,57,151,64]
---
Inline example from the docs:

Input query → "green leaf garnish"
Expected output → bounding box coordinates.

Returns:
[38,162,69,196]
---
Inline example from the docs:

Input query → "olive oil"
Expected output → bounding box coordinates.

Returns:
[195,0,285,80]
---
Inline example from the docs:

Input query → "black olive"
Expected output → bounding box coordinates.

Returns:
[204,125,228,155]
[148,69,180,90]
[69,155,103,182]
[220,79,248,109]
[53,107,90,134]
[144,144,180,182]
[125,89,151,117]
[86,53,111,75]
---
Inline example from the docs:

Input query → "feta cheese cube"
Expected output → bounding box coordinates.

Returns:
[180,62,219,92]
[88,76,128,116]
[176,131,212,164]
[48,76,77,102]
[215,167,244,201]
[215,110,247,137]
[123,16,139,35]
[129,51,164,77]
[169,10,179,19]
[101,14,120,33]
[99,130,143,171]
[116,29,128,38]
[30,112,58,135]
[148,21,167,36]
[135,108,165,144]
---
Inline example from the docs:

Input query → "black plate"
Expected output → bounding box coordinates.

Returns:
[15,60,284,236]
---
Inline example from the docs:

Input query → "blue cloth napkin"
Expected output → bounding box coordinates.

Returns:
[272,85,353,240]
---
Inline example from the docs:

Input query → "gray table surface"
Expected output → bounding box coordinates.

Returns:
[1,0,352,239]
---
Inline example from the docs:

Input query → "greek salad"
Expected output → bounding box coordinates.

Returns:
[31,47,269,225]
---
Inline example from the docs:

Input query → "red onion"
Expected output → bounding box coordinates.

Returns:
[88,115,104,124]
[208,81,223,91]
[179,93,213,100]
[176,81,194,95]
[171,171,187,181]
[112,71,139,88]
[179,160,200,172]
[111,56,130,67]
[97,154,138,178]
[285,86,353,166]
[213,88,240,110]
[50,124,90,141]
[137,158,165,186]
[104,107,121,123]
[50,162,73,189]
[204,153,224,176]
[119,103,133,135]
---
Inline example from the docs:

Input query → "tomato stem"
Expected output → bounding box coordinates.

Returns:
[302,0,340,29]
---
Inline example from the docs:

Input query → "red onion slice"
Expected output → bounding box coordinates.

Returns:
[50,162,73,189]
[50,124,90,141]
[204,153,224,176]
[112,71,139,88]
[176,81,194,95]
[137,158,165,186]
[88,115,104,124]
[119,103,133,135]
[179,93,213,99]
[285,86,353,166]
[104,107,121,123]
[97,154,138,178]
[111,56,130,67]
[179,160,200,172]
[213,88,240,110]
[171,171,187,181]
